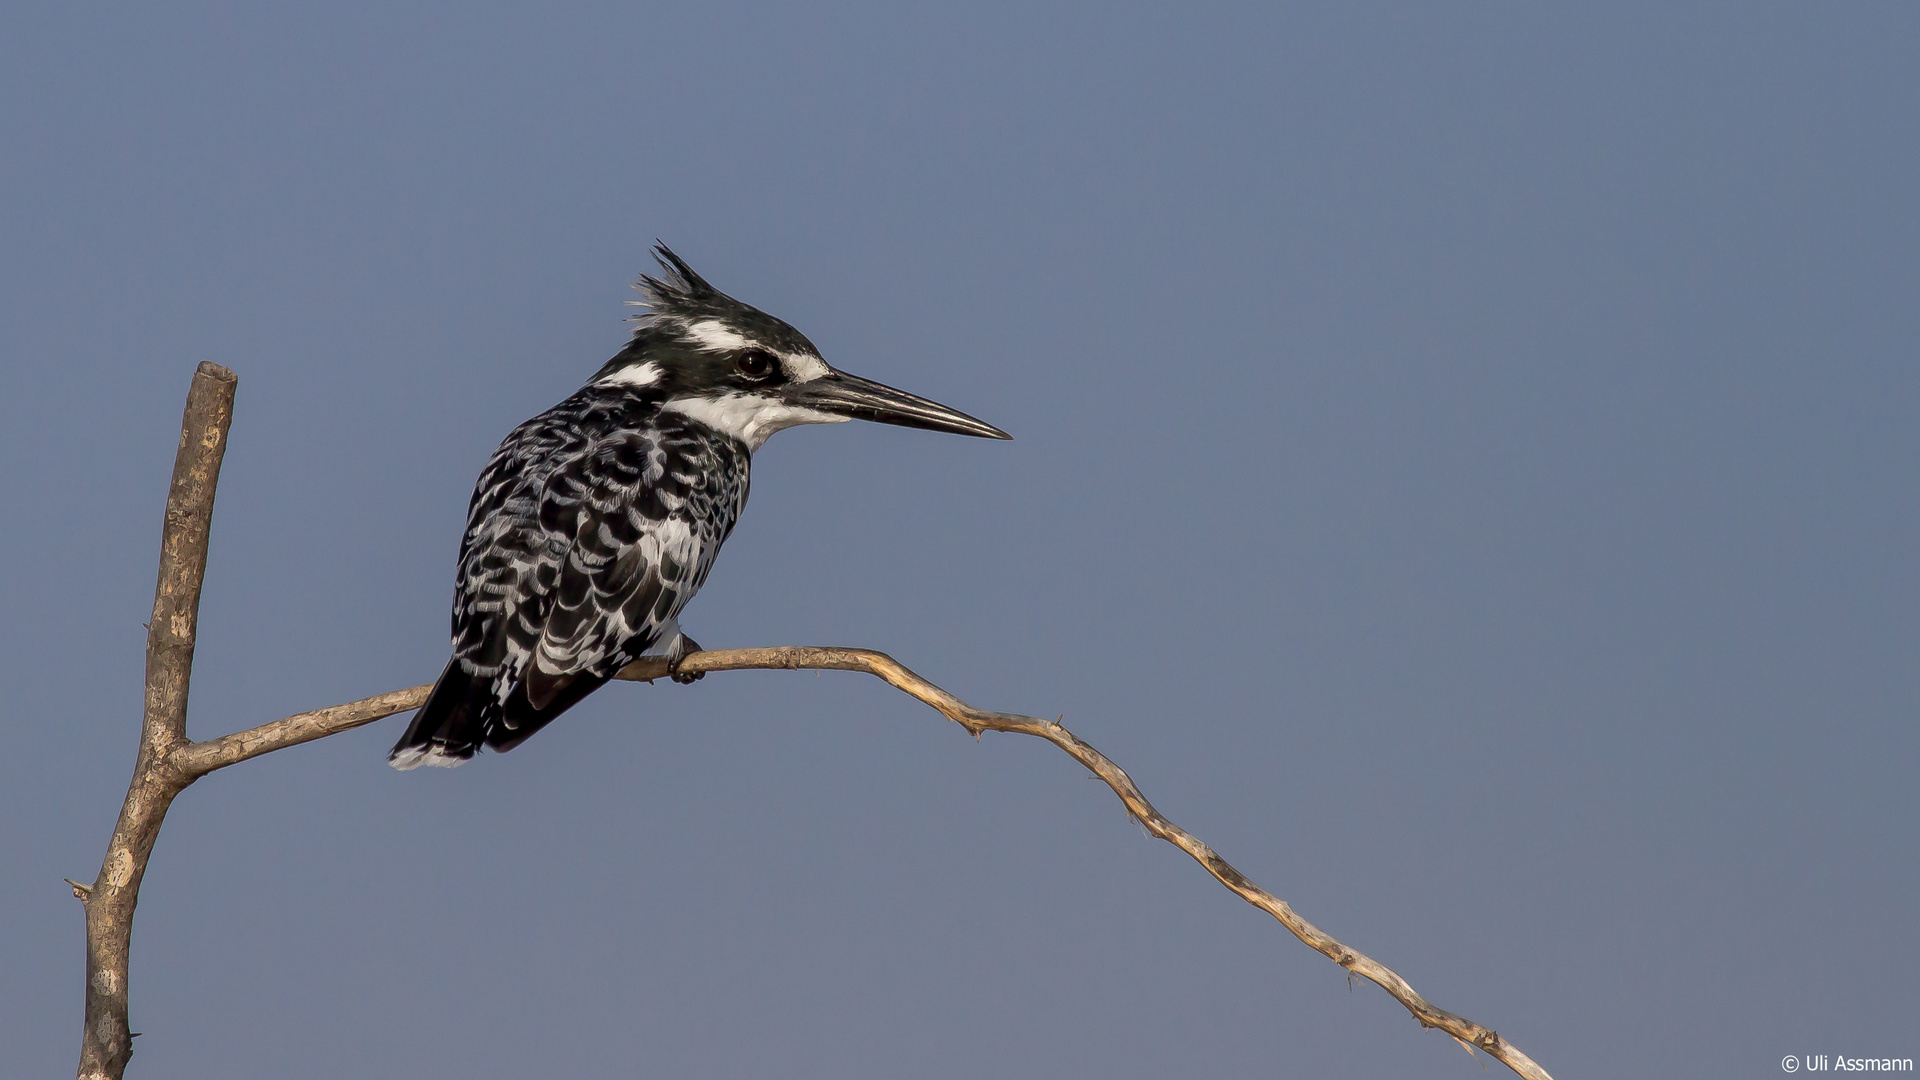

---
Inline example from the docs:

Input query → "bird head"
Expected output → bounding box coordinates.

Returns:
[591,244,1011,450]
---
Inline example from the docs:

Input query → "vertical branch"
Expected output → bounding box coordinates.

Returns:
[77,362,236,1080]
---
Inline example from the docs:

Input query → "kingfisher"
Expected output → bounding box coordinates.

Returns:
[389,245,1009,769]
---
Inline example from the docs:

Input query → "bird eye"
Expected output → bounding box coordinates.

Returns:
[736,351,774,378]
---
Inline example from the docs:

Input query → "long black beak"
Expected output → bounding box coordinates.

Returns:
[786,370,1012,440]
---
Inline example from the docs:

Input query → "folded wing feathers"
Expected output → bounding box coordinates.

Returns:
[433,389,749,756]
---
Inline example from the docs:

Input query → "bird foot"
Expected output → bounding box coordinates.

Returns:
[669,634,705,684]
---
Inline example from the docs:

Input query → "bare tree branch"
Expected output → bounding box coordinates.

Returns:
[81,365,1555,1080]
[647,650,1557,1080]
[78,362,236,1080]
[167,686,430,776]
[149,646,1556,1079]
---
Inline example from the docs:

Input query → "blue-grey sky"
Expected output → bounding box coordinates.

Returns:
[4,4,1915,1077]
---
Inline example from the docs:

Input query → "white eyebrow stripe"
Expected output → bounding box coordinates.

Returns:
[596,362,662,388]
[684,319,756,353]
[777,350,831,382]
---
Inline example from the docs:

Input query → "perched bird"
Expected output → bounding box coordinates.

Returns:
[389,246,1009,769]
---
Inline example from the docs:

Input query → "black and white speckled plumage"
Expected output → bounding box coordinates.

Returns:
[390,245,1010,768]
[398,391,748,765]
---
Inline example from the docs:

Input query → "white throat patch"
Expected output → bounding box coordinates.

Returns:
[664,393,847,450]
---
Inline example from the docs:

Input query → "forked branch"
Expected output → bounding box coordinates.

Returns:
[78,365,1554,1080]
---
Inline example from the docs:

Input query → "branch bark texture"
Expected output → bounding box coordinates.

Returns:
[81,365,1554,1080]
[78,362,235,1080]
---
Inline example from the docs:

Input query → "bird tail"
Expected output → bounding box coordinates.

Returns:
[389,658,612,769]
[488,669,610,753]
[388,659,488,770]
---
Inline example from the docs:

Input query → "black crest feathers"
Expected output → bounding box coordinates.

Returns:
[633,242,733,323]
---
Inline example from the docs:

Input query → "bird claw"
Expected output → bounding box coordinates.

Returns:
[669,635,705,684]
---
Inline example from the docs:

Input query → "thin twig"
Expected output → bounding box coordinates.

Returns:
[641,649,1555,1080]
[168,686,430,777]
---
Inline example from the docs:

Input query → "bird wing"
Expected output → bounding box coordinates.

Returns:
[524,429,720,708]
[448,418,579,693]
